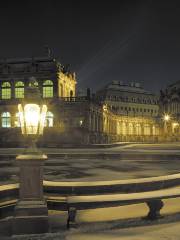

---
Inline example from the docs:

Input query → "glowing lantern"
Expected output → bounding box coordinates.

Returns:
[18,77,47,136]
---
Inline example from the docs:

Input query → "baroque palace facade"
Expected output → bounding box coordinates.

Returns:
[0,55,168,146]
[159,80,180,140]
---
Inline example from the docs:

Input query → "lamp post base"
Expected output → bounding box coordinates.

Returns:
[13,153,49,235]
[13,200,48,235]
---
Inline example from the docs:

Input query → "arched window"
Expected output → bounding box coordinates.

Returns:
[144,124,150,135]
[128,123,133,135]
[43,80,53,98]
[1,82,11,99]
[1,112,11,127]
[14,112,20,127]
[29,81,38,87]
[15,81,24,99]
[117,122,121,135]
[60,83,63,97]
[135,124,141,135]
[45,111,54,127]
[122,122,126,135]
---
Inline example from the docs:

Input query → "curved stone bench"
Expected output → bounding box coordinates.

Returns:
[1,187,180,229]
[66,186,180,228]
[0,173,180,220]
[44,173,180,195]
[1,173,180,199]
[0,196,67,218]
[1,186,180,230]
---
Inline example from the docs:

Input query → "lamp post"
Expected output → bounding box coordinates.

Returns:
[163,114,170,141]
[13,78,49,235]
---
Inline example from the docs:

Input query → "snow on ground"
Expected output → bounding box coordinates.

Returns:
[1,148,180,183]
[9,195,180,239]
[12,209,180,240]
[66,222,180,240]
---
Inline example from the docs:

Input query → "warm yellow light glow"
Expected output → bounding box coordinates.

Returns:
[18,103,47,135]
[39,105,48,134]
[164,114,170,121]
[18,104,25,134]
[24,104,40,134]
[173,122,179,127]
[103,105,108,112]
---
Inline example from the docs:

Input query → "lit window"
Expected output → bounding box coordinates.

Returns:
[122,122,126,135]
[135,124,141,135]
[128,123,133,135]
[43,80,53,98]
[14,112,20,127]
[152,126,156,135]
[79,120,83,126]
[29,81,38,87]
[144,124,150,135]
[1,112,11,127]
[15,81,24,99]
[1,82,11,99]
[45,111,53,127]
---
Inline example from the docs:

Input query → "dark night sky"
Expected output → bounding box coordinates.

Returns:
[0,1,180,93]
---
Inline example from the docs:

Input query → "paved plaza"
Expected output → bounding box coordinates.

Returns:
[0,143,180,184]
[1,143,180,239]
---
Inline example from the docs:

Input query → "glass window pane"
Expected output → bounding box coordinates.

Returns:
[1,112,11,127]
[2,82,11,87]
[2,89,11,99]
[43,86,53,98]
[15,81,24,87]
[45,111,53,127]
[144,124,150,135]
[43,80,53,98]
[43,80,53,86]
[29,81,38,87]
[14,112,21,127]
[15,87,24,98]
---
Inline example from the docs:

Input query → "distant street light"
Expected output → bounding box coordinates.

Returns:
[163,114,170,122]
[13,78,49,235]
[163,114,171,140]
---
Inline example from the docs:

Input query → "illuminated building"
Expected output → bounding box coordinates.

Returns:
[94,81,160,143]
[159,80,180,117]
[159,80,180,139]
[0,56,77,146]
[96,81,159,117]
[0,55,174,146]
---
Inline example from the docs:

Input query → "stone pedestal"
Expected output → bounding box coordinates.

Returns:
[13,153,49,235]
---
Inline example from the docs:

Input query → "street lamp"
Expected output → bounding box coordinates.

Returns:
[18,79,47,152]
[13,78,49,235]
[163,114,170,141]
[163,114,170,122]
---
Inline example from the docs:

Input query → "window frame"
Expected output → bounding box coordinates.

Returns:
[15,81,24,99]
[43,80,53,98]
[1,82,11,99]
[1,112,11,128]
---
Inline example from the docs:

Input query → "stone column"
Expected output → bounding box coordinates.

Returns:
[13,153,49,235]
[88,112,91,131]
[11,80,15,99]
